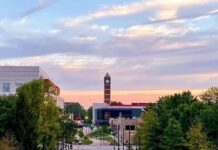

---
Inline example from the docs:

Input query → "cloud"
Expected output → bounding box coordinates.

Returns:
[22,0,58,17]
[59,0,218,27]
[0,0,218,94]
[114,23,195,38]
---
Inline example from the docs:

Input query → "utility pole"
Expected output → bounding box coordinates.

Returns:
[118,126,120,150]
[128,126,130,150]
[123,128,125,150]
[114,129,116,150]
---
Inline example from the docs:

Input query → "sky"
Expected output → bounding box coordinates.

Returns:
[0,0,218,108]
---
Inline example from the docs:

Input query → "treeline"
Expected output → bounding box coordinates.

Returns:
[136,87,218,150]
[0,80,76,150]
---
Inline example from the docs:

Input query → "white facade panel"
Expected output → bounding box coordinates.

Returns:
[0,66,64,109]
[0,66,47,95]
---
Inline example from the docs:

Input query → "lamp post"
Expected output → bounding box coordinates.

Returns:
[85,116,89,135]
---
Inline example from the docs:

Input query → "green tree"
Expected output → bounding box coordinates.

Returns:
[201,87,218,103]
[38,94,61,150]
[65,102,86,119]
[160,118,186,150]
[200,103,218,147]
[139,111,160,150]
[200,87,218,147]
[86,107,92,124]
[137,90,218,150]
[14,80,63,150]
[154,91,197,131]
[187,122,212,150]
[14,80,44,150]
[59,113,77,145]
[0,96,17,136]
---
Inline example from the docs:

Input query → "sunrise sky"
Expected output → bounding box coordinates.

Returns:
[0,0,218,108]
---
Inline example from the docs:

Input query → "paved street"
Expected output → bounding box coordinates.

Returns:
[72,145,127,150]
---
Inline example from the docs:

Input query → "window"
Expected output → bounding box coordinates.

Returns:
[125,125,135,130]
[3,83,10,93]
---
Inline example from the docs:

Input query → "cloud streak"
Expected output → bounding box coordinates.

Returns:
[22,0,58,17]
[60,0,218,27]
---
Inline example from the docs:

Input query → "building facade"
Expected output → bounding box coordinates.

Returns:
[0,66,64,109]
[109,117,142,144]
[92,103,148,125]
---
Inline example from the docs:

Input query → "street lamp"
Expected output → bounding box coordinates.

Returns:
[85,116,89,135]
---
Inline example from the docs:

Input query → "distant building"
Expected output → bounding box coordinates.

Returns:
[92,102,149,125]
[92,72,152,125]
[109,117,142,144]
[0,66,64,109]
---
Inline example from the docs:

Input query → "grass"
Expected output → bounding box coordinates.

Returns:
[81,139,93,145]
[89,130,108,138]
[102,136,115,144]
[89,130,115,144]
[88,126,117,145]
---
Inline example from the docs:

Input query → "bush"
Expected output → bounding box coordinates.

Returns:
[78,130,84,138]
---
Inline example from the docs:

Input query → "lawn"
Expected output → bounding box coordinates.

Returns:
[81,139,93,145]
[89,130,116,145]
[89,130,108,138]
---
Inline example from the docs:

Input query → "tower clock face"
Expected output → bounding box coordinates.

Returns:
[105,79,110,84]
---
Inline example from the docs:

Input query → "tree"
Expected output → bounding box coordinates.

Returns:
[38,94,61,150]
[59,113,77,145]
[0,96,17,136]
[187,122,212,150]
[160,118,186,150]
[154,91,197,131]
[137,89,218,149]
[200,87,218,147]
[14,80,62,150]
[139,111,160,150]
[14,80,44,150]
[86,107,92,124]
[110,101,122,105]
[201,87,218,103]
[200,103,218,147]
[65,102,86,119]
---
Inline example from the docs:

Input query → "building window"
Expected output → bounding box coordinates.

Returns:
[125,125,135,130]
[3,83,10,93]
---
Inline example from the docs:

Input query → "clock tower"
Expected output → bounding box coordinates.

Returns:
[104,72,111,104]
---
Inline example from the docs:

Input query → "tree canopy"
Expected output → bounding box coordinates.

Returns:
[136,88,218,149]
[0,80,77,150]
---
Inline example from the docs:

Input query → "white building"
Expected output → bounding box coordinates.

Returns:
[0,66,64,109]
